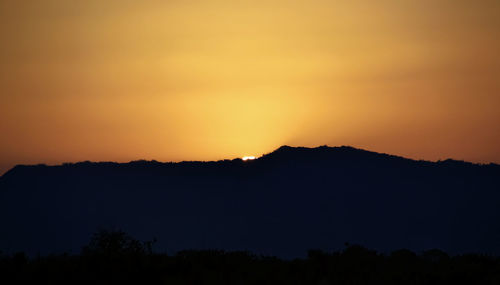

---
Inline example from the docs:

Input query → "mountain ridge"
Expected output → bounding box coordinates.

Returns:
[2,145,497,181]
[1,145,499,258]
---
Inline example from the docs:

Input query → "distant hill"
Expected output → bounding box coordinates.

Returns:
[1,145,499,258]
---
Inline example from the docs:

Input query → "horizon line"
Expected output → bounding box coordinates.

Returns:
[2,144,499,178]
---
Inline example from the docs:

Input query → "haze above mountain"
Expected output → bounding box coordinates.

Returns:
[1,145,499,258]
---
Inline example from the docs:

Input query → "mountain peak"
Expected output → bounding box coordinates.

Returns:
[261,145,371,161]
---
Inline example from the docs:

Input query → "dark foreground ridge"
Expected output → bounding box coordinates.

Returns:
[1,145,499,258]
[2,229,500,284]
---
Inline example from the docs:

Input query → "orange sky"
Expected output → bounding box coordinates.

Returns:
[1,0,499,174]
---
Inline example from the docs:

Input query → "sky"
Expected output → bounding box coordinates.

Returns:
[1,0,499,174]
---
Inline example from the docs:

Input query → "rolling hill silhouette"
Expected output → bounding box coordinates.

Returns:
[1,145,499,258]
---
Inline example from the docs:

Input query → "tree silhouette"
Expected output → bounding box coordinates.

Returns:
[82,229,154,256]
[0,231,499,284]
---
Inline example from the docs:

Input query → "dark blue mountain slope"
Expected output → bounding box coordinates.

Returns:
[1,146,499,258]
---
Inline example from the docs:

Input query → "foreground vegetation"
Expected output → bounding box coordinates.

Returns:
[1,230,499,285]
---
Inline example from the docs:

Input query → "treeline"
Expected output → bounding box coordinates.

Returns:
[1,230,499,284]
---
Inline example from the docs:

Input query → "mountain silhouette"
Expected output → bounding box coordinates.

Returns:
[1,145,499,258]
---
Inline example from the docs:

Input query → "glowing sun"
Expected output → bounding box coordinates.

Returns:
[242,156,256,161]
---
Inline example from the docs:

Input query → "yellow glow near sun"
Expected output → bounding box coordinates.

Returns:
[242,156,256,161]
